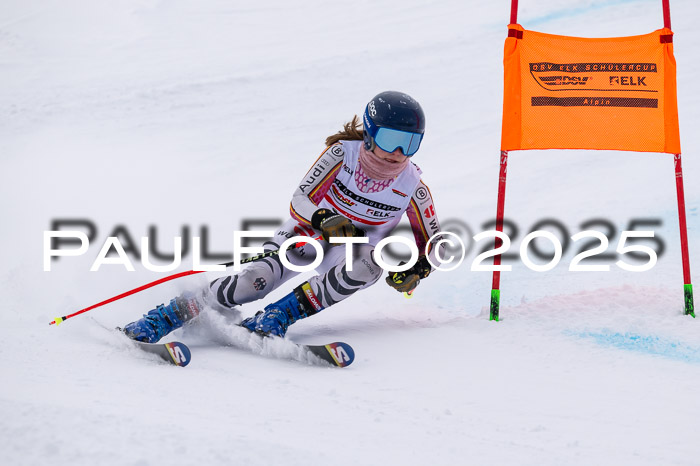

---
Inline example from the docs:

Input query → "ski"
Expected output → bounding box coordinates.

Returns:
[301,341,355,368]
[114,325,352,368]
[236,325,355,368]
[132,340,192,367]
[116,327,192,367]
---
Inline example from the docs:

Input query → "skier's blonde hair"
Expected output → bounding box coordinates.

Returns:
[325,115,363,147]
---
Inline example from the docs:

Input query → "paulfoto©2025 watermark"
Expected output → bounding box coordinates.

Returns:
[43,221,661,274]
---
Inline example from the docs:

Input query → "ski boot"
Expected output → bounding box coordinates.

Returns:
[241,282,324,337]
[123,293,202,343]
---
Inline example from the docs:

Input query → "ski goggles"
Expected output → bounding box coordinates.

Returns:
[373,127,423,156]
[364,111,424,156]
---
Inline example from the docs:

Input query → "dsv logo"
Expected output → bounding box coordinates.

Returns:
[538,75,590,86]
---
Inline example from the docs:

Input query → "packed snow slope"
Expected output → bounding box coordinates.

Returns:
[1,0,699,465]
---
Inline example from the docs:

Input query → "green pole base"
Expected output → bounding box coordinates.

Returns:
[490,289,500,322]
[684,284,695,318]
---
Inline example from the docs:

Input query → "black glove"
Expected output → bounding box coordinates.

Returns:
[386,256,432,293]
[311,208,356,243]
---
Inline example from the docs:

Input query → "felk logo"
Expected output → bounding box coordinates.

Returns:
[609,76,647,86]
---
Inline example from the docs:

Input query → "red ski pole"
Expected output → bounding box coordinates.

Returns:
[49,243,303,326]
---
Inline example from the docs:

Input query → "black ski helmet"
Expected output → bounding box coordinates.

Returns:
[363,91,425,156]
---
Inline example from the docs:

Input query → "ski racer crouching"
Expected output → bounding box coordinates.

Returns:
[123,91,444,342]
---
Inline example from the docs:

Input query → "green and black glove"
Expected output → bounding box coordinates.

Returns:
[386,256,432,293]
[311,208,356,243]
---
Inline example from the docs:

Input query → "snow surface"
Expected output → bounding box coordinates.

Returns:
[2,0,700,465]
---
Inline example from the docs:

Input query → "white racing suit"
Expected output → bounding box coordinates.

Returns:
[209,140,443,310]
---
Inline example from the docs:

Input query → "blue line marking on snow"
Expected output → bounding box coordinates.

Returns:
[527,0,655,27]
[568,331,700,364]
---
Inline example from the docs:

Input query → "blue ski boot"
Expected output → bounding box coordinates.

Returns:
[123,293,202,343]
[241,282,324,337]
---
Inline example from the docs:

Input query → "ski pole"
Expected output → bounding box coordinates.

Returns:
[48,242,305,326]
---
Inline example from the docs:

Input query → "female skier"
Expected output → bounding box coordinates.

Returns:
[124,91,443,343]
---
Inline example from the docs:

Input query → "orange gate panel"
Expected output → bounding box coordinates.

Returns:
[501,25,680,154]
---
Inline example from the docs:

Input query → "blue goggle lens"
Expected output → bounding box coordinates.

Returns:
[373,127,423,157]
